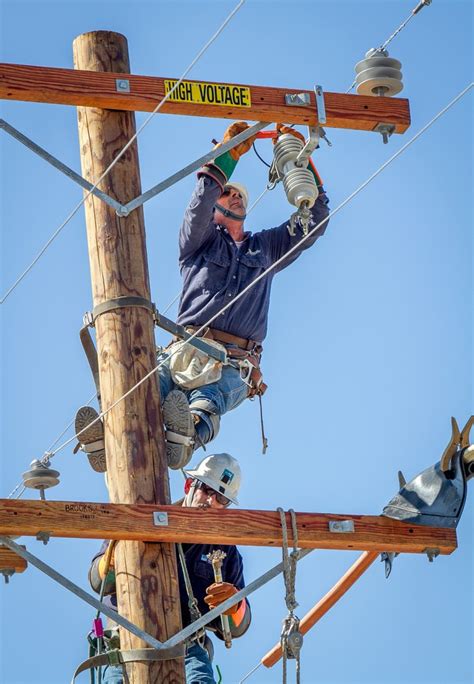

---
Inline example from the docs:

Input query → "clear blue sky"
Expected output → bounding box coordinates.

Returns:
[1,1,472,683]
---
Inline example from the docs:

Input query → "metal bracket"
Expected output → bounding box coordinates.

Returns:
[328,520,355,533]
[115,79,130,93]
[285,92,311,106]
[153,512,169,527]
[314,85,327,125]
[295,125,320,166]
[374,122,395,144]
[424,548,440,563]
[36,531,51,545]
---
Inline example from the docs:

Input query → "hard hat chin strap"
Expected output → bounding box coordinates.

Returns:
[214,202,246,221]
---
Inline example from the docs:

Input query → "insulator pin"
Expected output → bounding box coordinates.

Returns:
[355,48,403,97]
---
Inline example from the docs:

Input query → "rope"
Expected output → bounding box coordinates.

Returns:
[5,83,472,496]
[278,508,302,684]
[0,0,246,305]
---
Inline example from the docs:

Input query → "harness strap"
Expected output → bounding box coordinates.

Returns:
[186,325,261,353]
[165,430,195,447]
[71,645,185,684]
[92,296,155,321]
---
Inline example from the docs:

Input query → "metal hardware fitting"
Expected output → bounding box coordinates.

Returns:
[115,79,130,93]
[295,126,320,166]
[153,512,169,527]
[285,92,311,106]
[374,122,396,144]
[328,520,355,533]
[36,531,51,545]
[2,569,14,584]
[314,85,326,125]
[424,548,440,563]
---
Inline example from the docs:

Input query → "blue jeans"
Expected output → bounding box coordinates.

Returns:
[158,349,248,444]
[101,642,215,683]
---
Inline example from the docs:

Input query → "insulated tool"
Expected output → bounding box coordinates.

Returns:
[207,550,233,649]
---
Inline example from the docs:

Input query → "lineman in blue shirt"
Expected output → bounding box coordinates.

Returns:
[158,121,330,468]
[89,453,250,684]
[75,122,330,471]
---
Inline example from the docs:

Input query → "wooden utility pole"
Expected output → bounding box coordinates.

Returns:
[73,31,184,683]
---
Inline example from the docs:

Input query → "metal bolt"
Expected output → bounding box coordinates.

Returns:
[115,79,130,93]
[2,570,14,584]
[153,511,169,526]
[36,531,50,545]
[115,205,130,218]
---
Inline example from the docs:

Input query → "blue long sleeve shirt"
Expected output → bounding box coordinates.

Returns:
[176,176,330,343]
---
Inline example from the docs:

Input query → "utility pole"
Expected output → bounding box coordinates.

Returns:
[73,31,184,683]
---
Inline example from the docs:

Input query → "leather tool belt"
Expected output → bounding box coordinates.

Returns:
[184,326,267,398]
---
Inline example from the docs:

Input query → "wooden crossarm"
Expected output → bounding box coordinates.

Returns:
[0,545,28,573]
[0,499,456,554]
[0,63,410,132]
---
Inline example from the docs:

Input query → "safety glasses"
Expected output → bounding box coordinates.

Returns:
[195,480,231,507]
[222,186,243,199]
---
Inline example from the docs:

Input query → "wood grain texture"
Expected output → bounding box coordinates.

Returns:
[0,546,28,573]
[0,62,411,132]
[262,550,379,667]
[0,499,457,555]
[73,31,184,683]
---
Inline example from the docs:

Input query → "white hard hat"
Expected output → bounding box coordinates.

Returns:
[225,182,249,208]
[185,453,241,505]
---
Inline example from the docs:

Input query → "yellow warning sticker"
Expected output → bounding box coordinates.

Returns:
[164,79,251,108]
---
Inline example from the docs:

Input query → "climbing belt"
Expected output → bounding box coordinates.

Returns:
[278,508,303,684]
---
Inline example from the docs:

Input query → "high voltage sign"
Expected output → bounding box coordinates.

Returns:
[164,79,251,107]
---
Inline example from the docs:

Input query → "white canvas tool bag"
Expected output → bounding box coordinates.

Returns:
[168,340,227,390]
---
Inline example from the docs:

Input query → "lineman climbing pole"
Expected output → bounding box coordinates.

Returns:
[72,32,185,684]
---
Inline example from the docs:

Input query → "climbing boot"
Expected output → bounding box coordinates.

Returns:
[74,406,107,473]
[162,390,195,470]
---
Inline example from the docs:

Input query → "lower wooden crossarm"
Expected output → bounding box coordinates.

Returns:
[0,499,457,555]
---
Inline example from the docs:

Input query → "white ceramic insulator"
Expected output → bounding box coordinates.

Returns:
[355,50,403,96]
[273,134,318,208]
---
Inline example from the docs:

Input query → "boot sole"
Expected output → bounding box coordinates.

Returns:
[162,391,194,470]
[75,406,107,473]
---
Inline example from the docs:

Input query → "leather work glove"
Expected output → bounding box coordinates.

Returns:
[274,123,306,144]
[221,121,258,160]
[204,581,241,616]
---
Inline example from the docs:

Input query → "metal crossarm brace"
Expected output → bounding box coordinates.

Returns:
[1,117,267,216]
[0,119,123,213]
[0,535,311,652]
